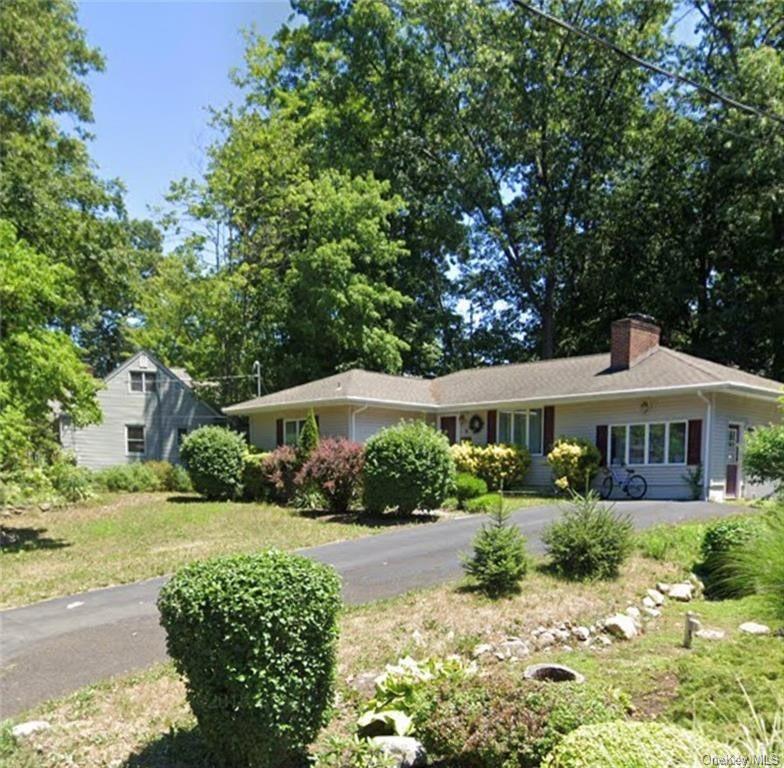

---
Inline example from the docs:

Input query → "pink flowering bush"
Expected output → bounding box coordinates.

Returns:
[297,438,365,514]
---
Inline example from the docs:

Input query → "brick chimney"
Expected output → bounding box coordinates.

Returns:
[610,315,661,370]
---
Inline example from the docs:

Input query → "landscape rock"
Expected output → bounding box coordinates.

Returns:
[739,622,771,636]
[695,628,726,641]
[534,631,557,649]
[668,583,693,602]
[554,628,571,642]
[38,502,51,512]
[472,643,494,658]
[370,736,427,768]
[625,606,641,619]
[604,614,638,640]
[11,721,50,738]
[647,588,666,606]
[524,663,585,683]
[657,582,672,595]
[347,671,379,697]
[642,596,657,609]
[642,607,661,619]
[496,638,530,659]
[572,626,591,642]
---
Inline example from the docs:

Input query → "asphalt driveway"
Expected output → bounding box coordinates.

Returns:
[0,499,739,717]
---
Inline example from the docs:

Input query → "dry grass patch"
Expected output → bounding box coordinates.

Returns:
[0,493,434,608]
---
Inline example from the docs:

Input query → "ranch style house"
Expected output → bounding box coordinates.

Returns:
[224,317,783,502]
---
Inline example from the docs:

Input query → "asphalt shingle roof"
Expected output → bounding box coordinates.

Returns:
[223,347,783,414]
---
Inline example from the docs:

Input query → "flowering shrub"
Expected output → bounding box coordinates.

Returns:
[261,445,299,503]
[547,437,601,494]
[451,443,530,490]
[297,438,364,514]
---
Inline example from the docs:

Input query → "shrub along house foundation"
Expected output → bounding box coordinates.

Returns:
[224,317,782,501]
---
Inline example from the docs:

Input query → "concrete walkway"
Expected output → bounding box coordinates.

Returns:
[0,500,737,717]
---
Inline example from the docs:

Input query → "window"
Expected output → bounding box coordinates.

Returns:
[126,425,145,455]
[609,421,688,466]
[130,371,156,393]
[284,419,307,446]
[668,422,687,464]
[497,409,544,454]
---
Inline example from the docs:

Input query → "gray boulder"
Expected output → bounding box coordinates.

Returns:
[604,614,638,640]
[371,736,427,768]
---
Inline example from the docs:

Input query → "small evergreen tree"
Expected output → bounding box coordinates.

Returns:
[462,494,528,597]
[297,409,320,464]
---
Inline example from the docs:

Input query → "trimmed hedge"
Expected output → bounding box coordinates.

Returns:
[454,473,488,509]
[411,671,626,767]
[363,421,454,514]
[180,426,246,500]
[158,550,342,768]
[542,720,734,767]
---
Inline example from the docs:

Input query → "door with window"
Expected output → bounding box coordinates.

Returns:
[725,423,741,498]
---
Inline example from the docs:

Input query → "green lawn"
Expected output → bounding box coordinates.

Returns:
[0,492,431,608]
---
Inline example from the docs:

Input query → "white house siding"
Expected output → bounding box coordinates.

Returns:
[353,407,432,443]
[61,357,222,470]
[709,393,780,501]
[549,394,709,499]
[247,406,351,451]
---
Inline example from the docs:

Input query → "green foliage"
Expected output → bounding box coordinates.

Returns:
[0,220,102,470]
[261,446,299,504]
[744,425,784,490]
[410,670,625,768]
[463,492,503,514]
[315,736,396,768]
[635,521,706,567]
[451,443,531,491]
[541,720,733,768]
[543,492,633,580]
[547,438,601,494]
[242,451,269,501]
[297,409,320,464]
[700,517,763,598]
[454,473,488,509]
[363,421,454,514]
[462,496,527,596]
[158,550,342,768]
[47,457,94,502]
[142,460,192,493]
[724,506,784,617]
[94,463,161,493]
[179,426,245,500]
[682,463,703,501]
[297,438,365,514]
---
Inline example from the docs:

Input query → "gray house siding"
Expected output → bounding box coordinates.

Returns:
[61,352,223,470]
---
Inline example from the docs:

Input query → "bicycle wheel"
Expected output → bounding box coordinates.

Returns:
[626,474,647,500]
[600,475,613,500]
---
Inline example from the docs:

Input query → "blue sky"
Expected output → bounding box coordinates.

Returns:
[78,1,292,225]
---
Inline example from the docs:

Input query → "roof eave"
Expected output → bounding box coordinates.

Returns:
[223,395,439,415]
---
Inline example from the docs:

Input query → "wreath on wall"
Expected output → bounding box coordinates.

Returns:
[468,414,484,434]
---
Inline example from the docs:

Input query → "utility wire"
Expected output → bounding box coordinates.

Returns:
[509,0,784,126]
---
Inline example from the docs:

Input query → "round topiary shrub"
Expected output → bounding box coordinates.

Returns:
[541,720,734,767]
[542,492,633,580]
[411,670,627,767]
[363,421,454,514]
[179,426,246,500]
[700,517,763,598]
[454,472,488,509]
[158,550,342,768]
[546,437,602,495]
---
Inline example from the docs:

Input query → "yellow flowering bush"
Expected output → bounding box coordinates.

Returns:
[546,437,601,493]
[450,442,530,490]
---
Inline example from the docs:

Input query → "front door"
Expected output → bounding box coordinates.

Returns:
[440,416,457,445]
[725,423,741,498]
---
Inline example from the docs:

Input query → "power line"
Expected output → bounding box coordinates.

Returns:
[509,0,784,126]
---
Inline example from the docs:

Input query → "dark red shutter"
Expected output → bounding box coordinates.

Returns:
[596,424,608,467]
[486,410,497,444]
[276,418,284,447]
[543,406,555,453]
[688,419,702,466]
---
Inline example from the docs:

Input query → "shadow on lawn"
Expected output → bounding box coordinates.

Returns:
[0,525,70,554]
[298,509,441,528]
[123,726,211,768]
